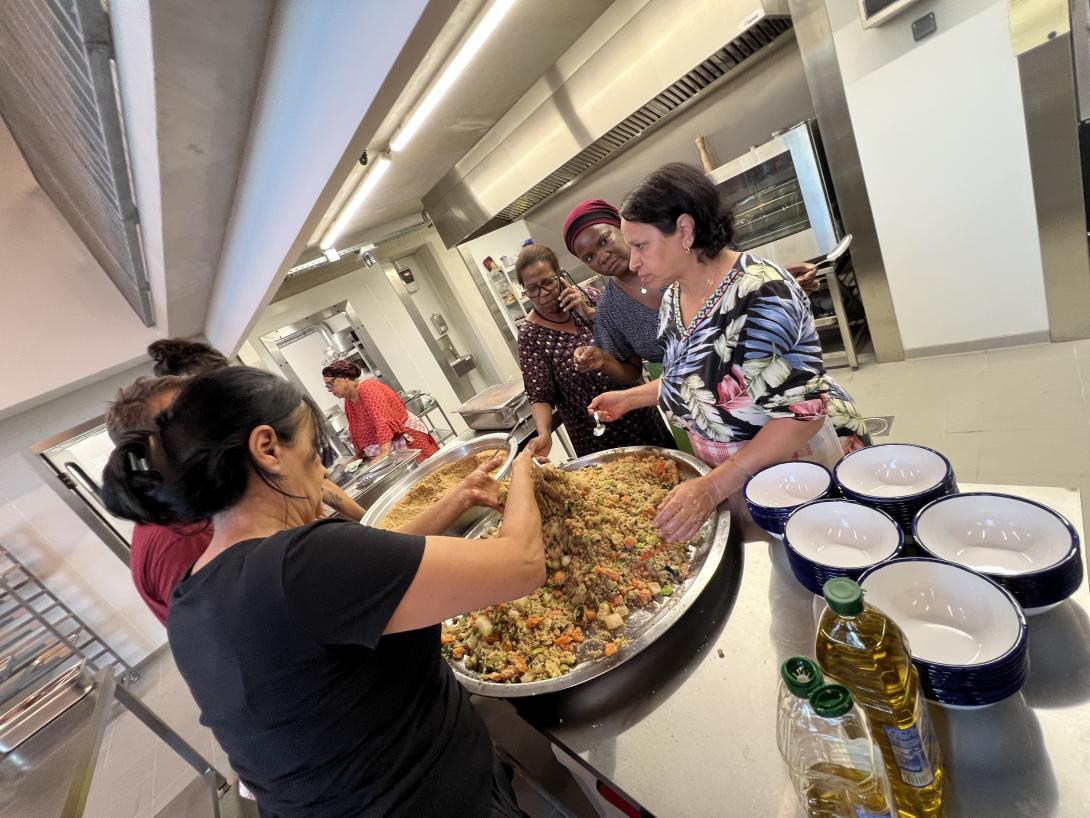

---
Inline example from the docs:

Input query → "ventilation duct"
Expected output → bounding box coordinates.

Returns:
[424,0,792,247]
[0,0,153,325]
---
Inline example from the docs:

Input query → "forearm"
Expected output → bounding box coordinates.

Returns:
[597,353,643,385]
[495,460,541,548]
[321,479,366,522]
[375,441,392,460]
[397,488,472,536]
[704,418,822,501]
[531,402,553,439]
[623,378,661,410]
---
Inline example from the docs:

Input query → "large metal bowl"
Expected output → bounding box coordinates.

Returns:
[361,433,517,533]
[447,445,732,698]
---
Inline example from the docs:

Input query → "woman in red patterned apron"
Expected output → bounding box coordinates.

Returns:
[322,360,439,463]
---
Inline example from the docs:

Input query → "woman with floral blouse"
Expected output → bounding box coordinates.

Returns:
[590,163,866,542]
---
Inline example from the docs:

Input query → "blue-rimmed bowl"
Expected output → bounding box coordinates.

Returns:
[859,558,1029,708]
[744,461,834,538]
[912,492,1083,615]
[834,444,957,532]
[783,499,904,595]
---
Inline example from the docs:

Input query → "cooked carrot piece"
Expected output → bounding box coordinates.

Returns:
[604,643,618,657]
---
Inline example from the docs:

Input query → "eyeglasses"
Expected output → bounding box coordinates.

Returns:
[323,378,338,391]
[524,276,561,299]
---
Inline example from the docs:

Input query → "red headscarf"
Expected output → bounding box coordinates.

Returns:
[562,199,621,255]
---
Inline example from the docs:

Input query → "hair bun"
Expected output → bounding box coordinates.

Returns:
[147,338,229,377]
[100,432,177,525]
[322,359,363,380]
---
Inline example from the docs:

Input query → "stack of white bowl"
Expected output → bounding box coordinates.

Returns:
[744,461,834,538]
[782,499,904,594]
[834,444,957,532]
[858,559,1029,708]
[912,492,1083,615]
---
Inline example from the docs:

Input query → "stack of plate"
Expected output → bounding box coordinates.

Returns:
[744,462,833,538]
[859,558,1029,708]
[834,444,957,532]
[913,492,1083,614]
[783,499,903,595]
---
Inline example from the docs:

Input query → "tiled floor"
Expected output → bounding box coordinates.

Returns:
[0,650,232,818]
[5,340,1088,817]
[834,340,1090,533]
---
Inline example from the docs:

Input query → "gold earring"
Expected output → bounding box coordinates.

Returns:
[684,245,692,255]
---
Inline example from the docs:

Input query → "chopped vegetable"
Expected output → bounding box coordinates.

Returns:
[440,454,692,684]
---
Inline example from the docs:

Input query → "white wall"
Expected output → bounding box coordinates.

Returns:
[0,117,159,419]
[0,364,165,667]
[248,264,471,436]
[826,0,1050,355]
[390,251,488,394]
[376,222,521,384]
[203,0,432,355]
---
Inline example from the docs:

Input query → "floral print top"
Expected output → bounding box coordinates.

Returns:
[657,253,864,444]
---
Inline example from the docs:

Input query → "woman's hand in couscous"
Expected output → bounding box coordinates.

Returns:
[453,456,506,511]
[654,475,719,543]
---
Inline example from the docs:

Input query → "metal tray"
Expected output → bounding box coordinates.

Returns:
[455,381,529,430]
[338,449,418,495]
[360,433,517,533]
[447,446,731,698]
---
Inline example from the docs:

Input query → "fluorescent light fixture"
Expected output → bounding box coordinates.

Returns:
[322,247,341,263]
[320,154,392,249]
[389,0,518,153]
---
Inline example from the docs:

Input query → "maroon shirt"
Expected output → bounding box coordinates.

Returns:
[131,523,213,625]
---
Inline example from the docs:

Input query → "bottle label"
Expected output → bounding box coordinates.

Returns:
[881,723,935,788]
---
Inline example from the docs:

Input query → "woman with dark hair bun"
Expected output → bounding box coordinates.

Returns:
[590,163,865,542]
[321,359,439,462]
[147,337,229,376]
[100,366,542,816]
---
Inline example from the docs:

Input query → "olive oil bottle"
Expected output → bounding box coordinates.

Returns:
[815,579,945,818]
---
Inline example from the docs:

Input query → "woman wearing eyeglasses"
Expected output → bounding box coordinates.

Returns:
[516,244,676,459]
[321,360,439,463]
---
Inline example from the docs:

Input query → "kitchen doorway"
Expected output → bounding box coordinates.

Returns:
[387,249,489,401]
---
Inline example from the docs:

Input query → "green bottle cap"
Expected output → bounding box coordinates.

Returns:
[823,577,864,616]
[780,656,824,698]
[810,683,854,718]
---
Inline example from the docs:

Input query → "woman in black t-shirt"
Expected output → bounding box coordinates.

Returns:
[101,367,543,816]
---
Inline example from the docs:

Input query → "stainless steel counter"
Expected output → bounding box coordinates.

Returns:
[483,484,1090,817]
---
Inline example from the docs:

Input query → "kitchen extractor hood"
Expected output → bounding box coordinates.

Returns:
[424,0,792,247]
